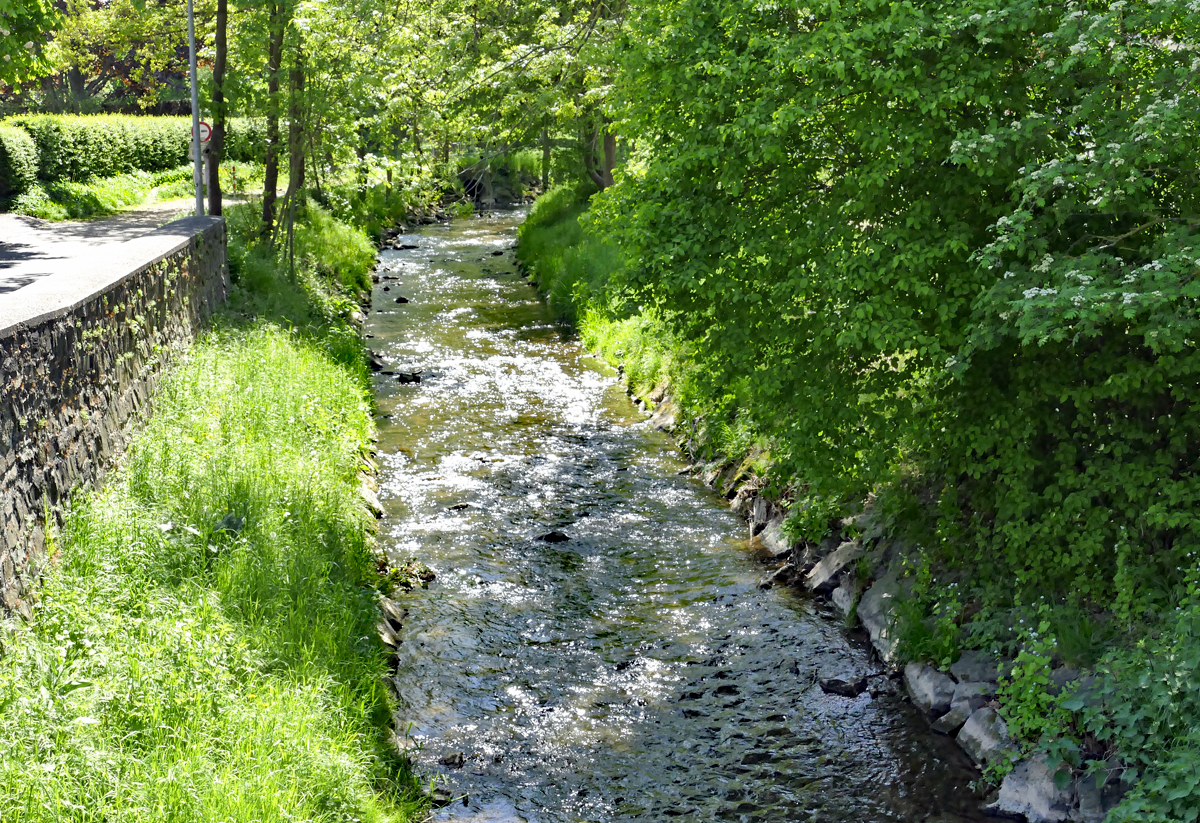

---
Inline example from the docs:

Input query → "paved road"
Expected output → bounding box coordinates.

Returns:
[0,200,195,296]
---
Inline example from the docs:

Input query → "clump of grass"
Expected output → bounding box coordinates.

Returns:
[0,197,426,822]
[6,161,263,221]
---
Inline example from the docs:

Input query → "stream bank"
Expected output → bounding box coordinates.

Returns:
[366,209,991,822]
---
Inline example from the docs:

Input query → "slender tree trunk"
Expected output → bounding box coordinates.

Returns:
[602,128,616,189]
[583,124,605,190]
[260,1,286,242]
[208,0,227,216]
[286,52,305,197]
[541,124,550,191]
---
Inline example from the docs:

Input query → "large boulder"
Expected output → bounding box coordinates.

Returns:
[905,662,956,715]
[804,539,862,593]
[986,756,1075,823]
[957,707,1015,768]
[931,681,996,734]
[950,650,1003,683]
[858,575,901,663]
[759,515,791,558]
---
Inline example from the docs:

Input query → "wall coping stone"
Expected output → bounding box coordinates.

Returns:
[0,216,224,339]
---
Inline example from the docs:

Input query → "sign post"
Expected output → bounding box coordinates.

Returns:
[187,0,204,217]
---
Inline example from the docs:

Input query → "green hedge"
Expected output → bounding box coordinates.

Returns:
[0,115,267,184]
[224,118,268,164]
[0,125,37,196]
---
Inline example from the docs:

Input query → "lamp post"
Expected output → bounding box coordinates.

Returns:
[187,0,204,217]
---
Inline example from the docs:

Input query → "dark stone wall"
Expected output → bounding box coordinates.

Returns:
[0,216,227,618]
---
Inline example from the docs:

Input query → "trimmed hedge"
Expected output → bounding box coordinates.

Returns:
[0,115,267,184]
[224,118,268,164]
[0,125,38,196]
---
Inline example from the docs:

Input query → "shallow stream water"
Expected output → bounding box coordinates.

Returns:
[366,211,988,823]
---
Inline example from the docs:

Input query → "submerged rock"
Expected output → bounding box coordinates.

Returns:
[537,530,570,543]
[819,674,868,697]
[758,564,795,590]
[438,751,466,768]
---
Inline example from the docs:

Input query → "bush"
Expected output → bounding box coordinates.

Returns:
[0,124,37,195]
[1,115,268,184]
[224,118,268,163]
[8,114,190,181]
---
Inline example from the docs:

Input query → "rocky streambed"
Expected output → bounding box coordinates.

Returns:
[364,210,992,822]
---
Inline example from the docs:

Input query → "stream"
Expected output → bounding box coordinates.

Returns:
[366,210,988,823]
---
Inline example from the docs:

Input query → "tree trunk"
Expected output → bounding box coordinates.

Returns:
[583,125,604,190]
[541,124,550,191]
[260,1,286,242]
[583,121,617,191]
[602,128,616,189]
[208,0,227,216]
[286,52,305,197]
[67,68,87,110]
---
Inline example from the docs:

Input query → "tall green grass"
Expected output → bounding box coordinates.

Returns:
[0,201,427,822]
[7,161,263,221]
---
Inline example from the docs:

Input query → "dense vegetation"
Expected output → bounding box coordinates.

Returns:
[5,0,1200,818]
[514,0,1200,817]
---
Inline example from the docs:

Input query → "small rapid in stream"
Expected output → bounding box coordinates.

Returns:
[367,211,987,823]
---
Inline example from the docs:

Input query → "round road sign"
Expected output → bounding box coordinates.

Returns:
[193,120,212,143]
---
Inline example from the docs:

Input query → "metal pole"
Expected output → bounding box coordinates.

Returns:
[188,0,204,217]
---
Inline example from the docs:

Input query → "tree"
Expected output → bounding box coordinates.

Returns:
[0,0,60,87]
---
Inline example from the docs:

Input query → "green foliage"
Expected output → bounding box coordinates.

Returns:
[996,607,1074,752]
[923,0,1200,609]
[516,182,606,322]
[0,0,59,84]
[893,556,962,670]
[1073,578,1200,822]
[224,200,374,387]
[8,114,192,181]
[517,182,680,404]
[0,124,37,195]
[320,157,440,240]
[294,201,377,296]
[8,165,193,220]
[0,323,425,822]
[0,115,267,185]
[224,118,269,163]
[595,0,1200,617]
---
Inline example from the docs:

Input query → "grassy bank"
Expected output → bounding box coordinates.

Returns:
[5,161,265,221]
[516,184,679,403]
[518,184,1200,820]
[0,202,427,822]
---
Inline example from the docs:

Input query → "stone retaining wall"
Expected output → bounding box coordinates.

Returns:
[0,216,227,618]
